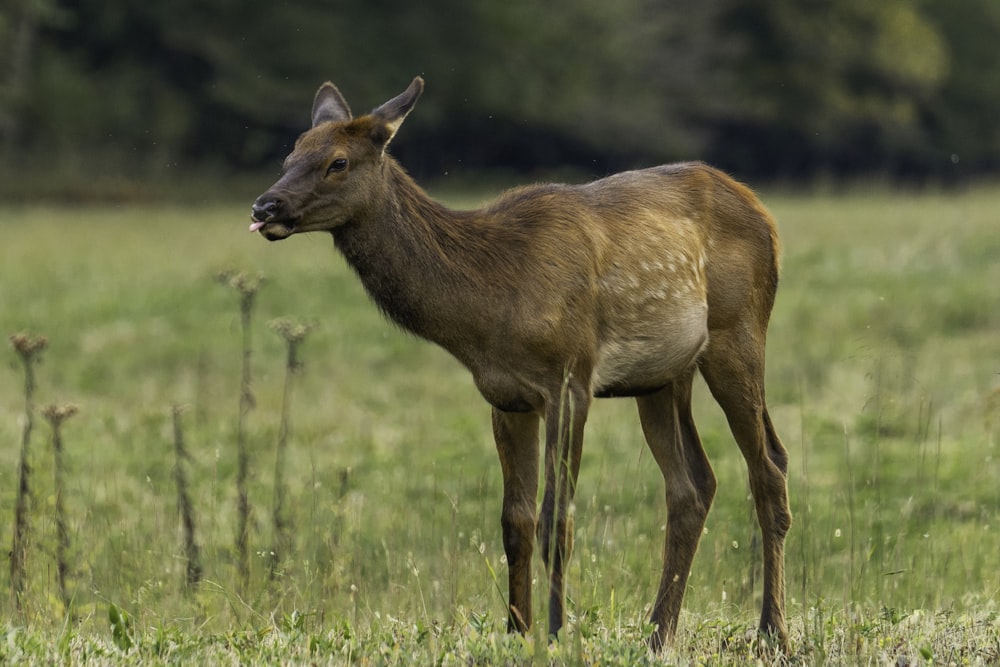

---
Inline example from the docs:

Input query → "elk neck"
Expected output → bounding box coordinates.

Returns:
[330,158,501,356]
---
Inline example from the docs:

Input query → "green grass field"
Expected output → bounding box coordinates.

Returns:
[1,185,999,664]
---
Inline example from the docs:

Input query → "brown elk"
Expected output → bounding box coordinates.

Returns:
[250,77,791,651]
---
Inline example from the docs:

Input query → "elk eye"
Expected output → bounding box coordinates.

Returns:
[327,158,348,175]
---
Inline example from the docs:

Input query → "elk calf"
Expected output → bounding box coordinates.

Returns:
[250,77,791,651]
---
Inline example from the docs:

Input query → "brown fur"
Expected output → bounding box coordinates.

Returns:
[251,77,791,651]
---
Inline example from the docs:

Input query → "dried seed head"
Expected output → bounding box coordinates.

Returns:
[9,333,48,359]
[216,269,265,296]
[269,317,316,343]
[42,403,79,426]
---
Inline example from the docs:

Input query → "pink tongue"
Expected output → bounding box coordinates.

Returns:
[249,220,266,232]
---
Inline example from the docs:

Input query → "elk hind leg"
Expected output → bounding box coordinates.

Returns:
[700,333,791,648]
[637,373,717,651]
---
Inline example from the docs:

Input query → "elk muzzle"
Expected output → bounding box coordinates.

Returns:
[249,195,296,240]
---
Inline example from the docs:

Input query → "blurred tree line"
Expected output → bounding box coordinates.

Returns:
[1,0,998,189]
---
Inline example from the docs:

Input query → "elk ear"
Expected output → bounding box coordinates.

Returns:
[312,82,352,127]
[370,76,424,147]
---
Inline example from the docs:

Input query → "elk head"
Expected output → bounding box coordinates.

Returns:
[250,77,424,241]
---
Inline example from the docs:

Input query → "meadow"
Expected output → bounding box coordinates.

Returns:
[1,184,999,665]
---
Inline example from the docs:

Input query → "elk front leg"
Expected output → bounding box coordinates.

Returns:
[537,382,589,640]
[492,408,540,633]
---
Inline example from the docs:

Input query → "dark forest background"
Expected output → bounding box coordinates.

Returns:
[2,0,999,195]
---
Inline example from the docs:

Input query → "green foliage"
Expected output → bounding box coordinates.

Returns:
[1,0,998,185]
[108,603,134,651]
[709,0,952,177]
[2,606,998,664]
[921,0,1000,173]
[1,187,999,662]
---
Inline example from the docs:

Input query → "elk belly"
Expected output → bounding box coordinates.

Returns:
[592,308,708,398]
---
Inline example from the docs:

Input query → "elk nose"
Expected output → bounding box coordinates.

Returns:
[251,197,283,222]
